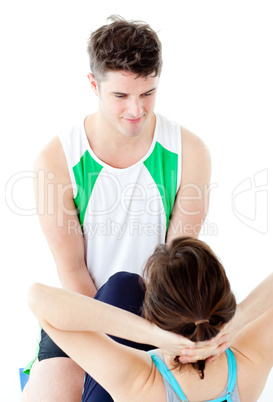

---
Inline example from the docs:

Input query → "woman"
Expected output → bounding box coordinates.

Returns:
[28,237,273,401]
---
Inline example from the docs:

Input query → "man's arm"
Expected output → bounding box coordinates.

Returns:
[166,127,211,243]
[33,136,97,297]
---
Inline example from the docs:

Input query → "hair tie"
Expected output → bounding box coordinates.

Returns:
[195,319,209,326]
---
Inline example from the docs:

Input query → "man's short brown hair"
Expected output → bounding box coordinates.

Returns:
[87,15,162,83]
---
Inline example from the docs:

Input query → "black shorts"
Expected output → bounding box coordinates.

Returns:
[38,328,68,361]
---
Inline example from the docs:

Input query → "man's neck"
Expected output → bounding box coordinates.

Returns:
[84,113,156,168]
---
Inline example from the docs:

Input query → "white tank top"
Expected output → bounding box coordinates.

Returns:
[59,113,182,289]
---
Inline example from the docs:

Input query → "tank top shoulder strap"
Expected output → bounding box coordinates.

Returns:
[148,348,237,402]
[148,351,188,401]
[204,349,237,402]
[224,348,237,401]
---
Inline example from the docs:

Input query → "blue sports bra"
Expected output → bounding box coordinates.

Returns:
[148,348,239,402]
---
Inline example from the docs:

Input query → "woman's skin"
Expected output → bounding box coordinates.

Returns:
[28,272,273,402]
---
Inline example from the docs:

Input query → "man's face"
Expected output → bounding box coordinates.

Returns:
[95,70,159,138]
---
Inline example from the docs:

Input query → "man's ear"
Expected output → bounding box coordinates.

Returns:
[87,73,99,96]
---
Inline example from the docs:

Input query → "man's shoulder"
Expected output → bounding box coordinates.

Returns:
[34,115,86,172]
[180,126,210,158]
[34,136,69,180]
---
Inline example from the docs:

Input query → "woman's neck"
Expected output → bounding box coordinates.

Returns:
[160,350,229,402]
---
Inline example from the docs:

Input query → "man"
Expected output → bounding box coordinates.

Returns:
[22,16,211,401]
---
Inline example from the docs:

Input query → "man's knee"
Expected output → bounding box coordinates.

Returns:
[24,358,84,402]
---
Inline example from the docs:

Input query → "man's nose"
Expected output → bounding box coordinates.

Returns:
[127,98,143,117]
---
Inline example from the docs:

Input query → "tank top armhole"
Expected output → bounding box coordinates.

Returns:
[177,125,182,192]
[154,113,182,194]
[58,132,78,199]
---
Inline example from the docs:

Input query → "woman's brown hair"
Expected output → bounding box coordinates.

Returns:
[142,236,236,379]
[87,15,162,83]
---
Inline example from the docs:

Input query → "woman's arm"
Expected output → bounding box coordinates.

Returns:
[229,305,273,402]
[29,281,228,359]
[224,273,273,344]
[28,282,157,344]
[28,282,199,401]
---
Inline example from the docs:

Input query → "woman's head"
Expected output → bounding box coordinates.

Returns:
[142,236,236,377]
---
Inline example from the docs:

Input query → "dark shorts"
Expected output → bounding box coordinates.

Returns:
[38,329,69,361]
[37,271,152,401]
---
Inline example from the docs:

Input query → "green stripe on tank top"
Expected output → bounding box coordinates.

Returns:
[73,150,103,227]
[143,141,178,230]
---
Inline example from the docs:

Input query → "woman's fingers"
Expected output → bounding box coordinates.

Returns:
[178,339,229,363]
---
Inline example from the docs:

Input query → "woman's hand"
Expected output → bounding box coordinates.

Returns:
[179,333,229,363]
[177,308,246,364]
[154,325,229,363]
[155,325,195,356]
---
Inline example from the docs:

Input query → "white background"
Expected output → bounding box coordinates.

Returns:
[1,1,272,400]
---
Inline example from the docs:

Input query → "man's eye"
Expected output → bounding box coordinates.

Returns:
[142,93,152,97]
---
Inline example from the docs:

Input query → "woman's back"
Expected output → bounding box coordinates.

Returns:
[149,349,240,402]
